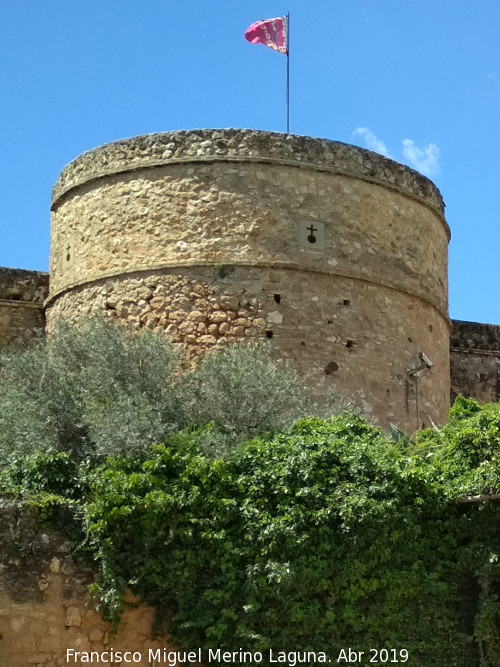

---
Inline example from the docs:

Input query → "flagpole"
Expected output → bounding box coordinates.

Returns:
[286,11,290,133]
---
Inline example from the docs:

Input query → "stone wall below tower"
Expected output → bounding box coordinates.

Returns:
[0,500,171,667]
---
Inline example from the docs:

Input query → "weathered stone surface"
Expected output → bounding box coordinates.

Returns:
[0,267,48,304]
[0,267,48,349]
[46,265,450,432]
[0,500,173,666]
[46,269,266,360]
[46,130,451,432]
[450,320,500,404]
[52,130,446,216]
[65,607,82,627]
[49,165,449,318]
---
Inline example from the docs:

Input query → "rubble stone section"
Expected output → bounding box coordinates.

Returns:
[46,268,268,365]
[0,501,170,667]
[47,129,451,432]
[47,264,450,432]
[450,320,500,404]
[0,267,49,348]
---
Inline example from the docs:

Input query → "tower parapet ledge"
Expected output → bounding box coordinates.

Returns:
[52,129,447,219]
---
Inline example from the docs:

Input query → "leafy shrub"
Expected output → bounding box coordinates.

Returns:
[415,399,500,499]
[5,319,500,665]
[178,343,322,457]
[0,335,87,457]
[4,403,500,665]
[70,318,182,457]
[82,412,500,666]
[0,319,327,461]
[0,447,88,544]
[0,448,80,497]
[0,319,182,459]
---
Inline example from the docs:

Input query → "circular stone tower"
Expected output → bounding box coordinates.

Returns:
[46,129,451,433]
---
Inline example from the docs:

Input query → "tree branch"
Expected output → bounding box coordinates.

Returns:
[456,493,500,505]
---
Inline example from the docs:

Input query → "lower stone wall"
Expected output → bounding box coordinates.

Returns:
[0,500,170,666]
[46,265,450,433]
[450,320,500,404]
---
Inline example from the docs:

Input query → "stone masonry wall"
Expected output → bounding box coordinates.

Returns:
[450,320,500,404]
[46,130,451,434]
[48,132,449,311]
[0,267,49,349]
[0,500,171,667]
[47,265,450,432]
[46,269,266,365]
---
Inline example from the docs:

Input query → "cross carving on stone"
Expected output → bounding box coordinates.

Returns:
[307,224,317,244]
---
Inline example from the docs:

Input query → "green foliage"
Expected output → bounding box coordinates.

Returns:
[79,409,500,666]
[179,343,317,456]
[0,319,182,459]
[62,317,182,458]
[0,448,80,497]
[0,334,88,457]
[4,327,500,667]
[0,448,87,544]
[415,400,500,500]
[0,319,323,461]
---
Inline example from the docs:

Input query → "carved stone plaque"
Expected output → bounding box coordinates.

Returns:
[298,220,325,250]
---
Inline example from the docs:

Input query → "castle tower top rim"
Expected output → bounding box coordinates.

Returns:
[51,128,446,223]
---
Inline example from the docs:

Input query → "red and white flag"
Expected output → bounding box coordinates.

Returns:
[244,16,288,55]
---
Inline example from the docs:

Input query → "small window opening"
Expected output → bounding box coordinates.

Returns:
[324,361,339,375]
[408,337,413,343]
[274,294,281,304]
[345,339,356,349]
[300,341,306,346]
[342,299,350,306]
[7,294,22,301]
[327,319,333,325]
[266,330,273,339]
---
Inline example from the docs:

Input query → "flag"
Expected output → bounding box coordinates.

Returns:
[244,16,288,54]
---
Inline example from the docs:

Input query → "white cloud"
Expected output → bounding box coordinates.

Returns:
[351,128,441,178]
[401,139,440,177]
[352,127,392,158]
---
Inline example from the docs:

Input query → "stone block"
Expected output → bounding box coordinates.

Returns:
[65,607,82,628]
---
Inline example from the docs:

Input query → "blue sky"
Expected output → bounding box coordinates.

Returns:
[1,1,499,323]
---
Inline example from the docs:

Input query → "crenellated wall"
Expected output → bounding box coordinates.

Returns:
[450,320,500,404]
[0,267,48,349]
